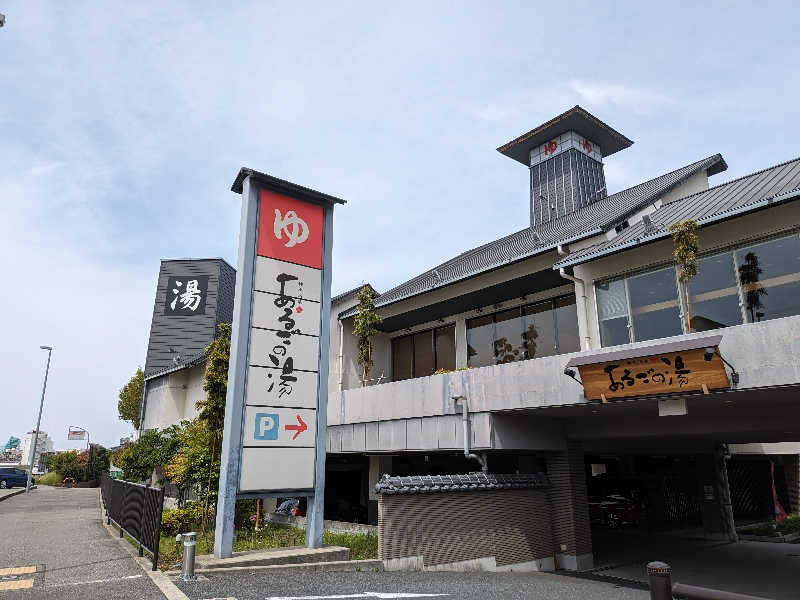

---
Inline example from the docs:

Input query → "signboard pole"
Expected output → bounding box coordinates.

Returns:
[214,175,258,559]
[305,205,333,548]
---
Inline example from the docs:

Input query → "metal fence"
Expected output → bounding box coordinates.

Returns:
[100,474,165,570]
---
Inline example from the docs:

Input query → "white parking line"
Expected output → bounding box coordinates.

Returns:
[51,574,144,587]
[264,593,449,599]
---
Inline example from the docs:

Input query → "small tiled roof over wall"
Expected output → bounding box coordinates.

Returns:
[374,472,550,495]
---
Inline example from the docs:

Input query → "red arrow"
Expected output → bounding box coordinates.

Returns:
[284,414,308,440]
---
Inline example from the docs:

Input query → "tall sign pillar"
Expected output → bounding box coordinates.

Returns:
[215,168,345,558]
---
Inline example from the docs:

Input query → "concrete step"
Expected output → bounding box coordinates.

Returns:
[195,545,350,570]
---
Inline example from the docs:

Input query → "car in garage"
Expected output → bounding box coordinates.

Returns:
[588,493,642,528]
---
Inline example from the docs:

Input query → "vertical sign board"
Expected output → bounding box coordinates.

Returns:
[215,169,343,559]
[239,190,324,491]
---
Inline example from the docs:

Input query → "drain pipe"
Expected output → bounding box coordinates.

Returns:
[452,395,488,473]
[557,244,591,350]
[338,320,345,392]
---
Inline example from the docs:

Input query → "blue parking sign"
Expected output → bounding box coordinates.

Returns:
[254,412,279,440]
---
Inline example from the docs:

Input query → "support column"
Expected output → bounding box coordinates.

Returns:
[454,317,468,369]
[368,455,392,525]
[546,442,593,570]
[714,444,738,542]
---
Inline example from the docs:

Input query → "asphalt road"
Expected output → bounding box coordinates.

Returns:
[176,569,649,600]
[0,485,164,599]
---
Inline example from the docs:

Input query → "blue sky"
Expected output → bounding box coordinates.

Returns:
[1,1,798,447]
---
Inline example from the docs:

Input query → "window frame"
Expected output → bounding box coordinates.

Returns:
[467,292,579,367]
[391,323,456,381]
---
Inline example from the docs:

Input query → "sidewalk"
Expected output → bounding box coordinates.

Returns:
[0,485,166,598]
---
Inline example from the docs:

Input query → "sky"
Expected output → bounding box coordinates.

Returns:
[1,1,798,448]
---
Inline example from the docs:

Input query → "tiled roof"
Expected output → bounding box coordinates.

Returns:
[332,283,378,305]
[374,473,550,495]
[144,351,206,381]
[340,154,725,319]
[555,156,800,269]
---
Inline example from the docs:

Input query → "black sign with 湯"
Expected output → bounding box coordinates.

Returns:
[163,275,208,316]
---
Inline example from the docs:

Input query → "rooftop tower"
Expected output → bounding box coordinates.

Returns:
[497,106,633,227]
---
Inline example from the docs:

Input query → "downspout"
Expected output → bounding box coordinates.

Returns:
[338,320,345,392]
[557,244,591,351]
[452,395,488,473]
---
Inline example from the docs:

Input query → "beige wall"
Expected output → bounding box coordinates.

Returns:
[573,201,800,350]
[141,363,205,430]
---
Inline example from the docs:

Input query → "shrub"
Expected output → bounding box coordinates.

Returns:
[59,461,87,483]
[36,472,61,486]
[161,502,210,536]
[778,514,800,534]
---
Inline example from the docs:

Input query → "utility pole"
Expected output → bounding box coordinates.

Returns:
[26,346,52,493]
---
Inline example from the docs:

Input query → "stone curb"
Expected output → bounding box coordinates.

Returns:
[97,490,189,600]
[0,489,25,502]
[181,558,384,576]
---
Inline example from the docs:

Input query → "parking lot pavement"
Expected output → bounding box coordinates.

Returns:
[591,528,800,600]
[0,485,166,599]
[0,488,25,502]
[176,569,649,600]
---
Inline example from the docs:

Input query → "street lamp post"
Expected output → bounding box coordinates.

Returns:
[26,346,52,493]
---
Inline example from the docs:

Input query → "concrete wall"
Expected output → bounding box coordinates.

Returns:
[141,363,205,430]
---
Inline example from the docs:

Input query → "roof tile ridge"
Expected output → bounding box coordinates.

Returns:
[666,155,800,205]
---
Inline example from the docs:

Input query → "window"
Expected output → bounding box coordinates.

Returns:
[596,279,630,346]
[595,231,800,347]
[689,252,741,332]
[392,325,455,381]
[628,267,682,342]
[467,294,579,367]
[735,235,800,323]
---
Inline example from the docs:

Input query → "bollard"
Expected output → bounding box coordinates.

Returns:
[177,532,197,581]
[647,561,673,600]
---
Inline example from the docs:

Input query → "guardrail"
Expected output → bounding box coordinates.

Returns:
[647,561,773,600]
[100,474,165,571]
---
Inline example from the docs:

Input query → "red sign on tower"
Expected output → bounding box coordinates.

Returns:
[257,189,324,269]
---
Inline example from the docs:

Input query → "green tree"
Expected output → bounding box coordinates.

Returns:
[198,323,231,432]
[111,426,181,482]
[118,368,144,430]
[164,419,219,505]
[47,450,78,473]
[669,220,700,331]
[352,287,382,386]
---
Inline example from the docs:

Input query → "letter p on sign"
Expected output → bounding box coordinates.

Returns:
[255,413,279,440]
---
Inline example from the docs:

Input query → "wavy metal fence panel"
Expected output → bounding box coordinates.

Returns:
[100,474,165,570]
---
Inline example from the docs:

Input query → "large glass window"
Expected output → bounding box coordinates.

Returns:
[596,231,800,347]
[467,294,579,367]
[689,253,741,332]
[494,309,524,363]
[392,324,456,381]
[596,279,631,346]
[628,267,682,342]
[736,235,800,322]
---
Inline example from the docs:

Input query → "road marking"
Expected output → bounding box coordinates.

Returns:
[0,565,37,576]
[51,574,144,587]
[264,594,449,599]
[0,579,34,590]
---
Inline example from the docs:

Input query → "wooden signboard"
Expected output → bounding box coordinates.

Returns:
[576,346,730,402]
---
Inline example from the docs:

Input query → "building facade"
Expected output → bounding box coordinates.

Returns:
[139,258,236,431]
[328,106,800,570]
